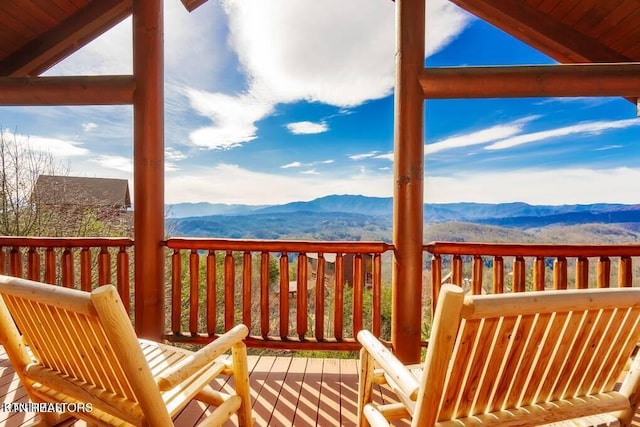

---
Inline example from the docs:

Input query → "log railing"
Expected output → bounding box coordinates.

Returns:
[164,238,393,350]
[0,237,134,314]
[425,241,640,313]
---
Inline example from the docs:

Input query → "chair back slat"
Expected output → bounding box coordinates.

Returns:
[423,288,640,425]
[2,294,137,402]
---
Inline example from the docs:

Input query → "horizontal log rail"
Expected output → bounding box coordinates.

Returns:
[425,241,640,314]
[420,63,640,99]
[0,237,134,315]
[165,238,394,350]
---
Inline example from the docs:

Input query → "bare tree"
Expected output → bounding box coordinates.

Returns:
[0,128,68,236]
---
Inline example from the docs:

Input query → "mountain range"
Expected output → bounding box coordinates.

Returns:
[167,194,640,242]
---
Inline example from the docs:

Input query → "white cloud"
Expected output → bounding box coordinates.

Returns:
[165,163,392,204]
[350,151,380,161]
[187,89,273,149]
[281,162,302,168]
[90,155,133,173]
[82,122,97,132]
[186,0,471,150]
[165,163,640,205]
[320,159,334,164]
[7,132,89,157]
[286,121,328,135]
[594,145,623,151]
[165,147,187,161]
[301,169,319,175]
[486,119,640,150]
[426,167,640,205]
[426,117,537,154]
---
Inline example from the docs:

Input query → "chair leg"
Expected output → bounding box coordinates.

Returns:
[231,342,253,426]
[358,348,375,427]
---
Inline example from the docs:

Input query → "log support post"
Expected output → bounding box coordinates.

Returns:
[133,0,165,340]
[392,0,425,364]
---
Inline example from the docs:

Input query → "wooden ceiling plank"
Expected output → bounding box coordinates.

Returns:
[561,0,596,27]
[7,0,60,29]
[25,0,68,24]
[0,3,42,38]
[600,7,640,48]
[587,1,639,40]
[573,1,620,37]
[449,0,632,64]
[547,0,582,22]
[0,0,132,77]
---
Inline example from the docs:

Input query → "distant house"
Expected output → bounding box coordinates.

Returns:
[33,175,132,236]
[34,175,131,212]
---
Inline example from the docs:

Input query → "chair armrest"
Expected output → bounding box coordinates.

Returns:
[157,324,249,391]
[357,330,421,401]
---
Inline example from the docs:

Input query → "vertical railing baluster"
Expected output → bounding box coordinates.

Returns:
[352,253,363,336]
[493,256,504,293]
[189,249,199,335]
[0,247,5,274]
[372,253,382,338]
[61,248,73,288]
[619,256,632,287]
[554,257,568,290]
[45,247,56,284]
[80,247,91,291]
[597,256,611,288]
[117,246,130,314]
[98,247,111,286]
[171,249,182,334]
[513,256,525,292]
[533,257,545,291]
[27,247,40,281]
[206,250,217,336]
[10,247,22,278]
[279,252,289,338]
[452,255,462,285]
[297,253,308,339]
[334,254,344,341]
[243,251,252,332]
[224,250,235,331]
[260,252,269,337]
[431,254,441,313]
[315,254,325,341]
[576,257,589,289]
[472,255,483,295]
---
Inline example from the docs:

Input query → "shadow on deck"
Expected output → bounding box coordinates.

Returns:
[2,348,640,426]
[0,349,405,427]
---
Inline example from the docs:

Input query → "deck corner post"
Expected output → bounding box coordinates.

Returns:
[391,0,426,364]
[133,0,165,340]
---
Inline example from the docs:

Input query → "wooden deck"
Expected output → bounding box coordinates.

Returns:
[3,347,640,426]
[0,348,404,427]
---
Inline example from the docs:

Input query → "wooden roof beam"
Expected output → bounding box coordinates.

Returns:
[0,0,132,77]
[421,63,640,101]
[180,0,209,12]
[448,0,631,64]
[0,75,135,105]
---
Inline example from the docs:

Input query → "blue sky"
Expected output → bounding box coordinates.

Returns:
[2,0,639,205]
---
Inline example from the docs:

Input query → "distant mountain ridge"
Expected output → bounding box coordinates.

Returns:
[167,194,640,241]
[167,194,636,222]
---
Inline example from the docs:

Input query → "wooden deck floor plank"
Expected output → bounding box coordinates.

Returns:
[2,351,640,427]
[291,357,324,426]
[252,356,291,427]
[317,358,341,426]
[268,357,307,426]
[181,354,261,427]
[340,358,359,426]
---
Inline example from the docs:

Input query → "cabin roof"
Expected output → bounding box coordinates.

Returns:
[1,1,639,78]
[35,175,131,209]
